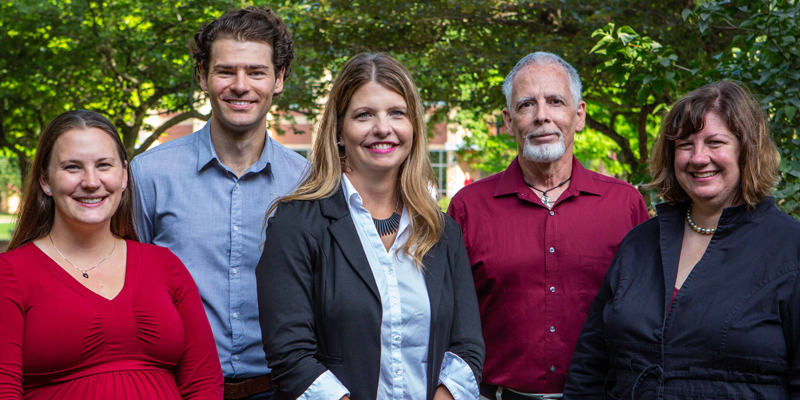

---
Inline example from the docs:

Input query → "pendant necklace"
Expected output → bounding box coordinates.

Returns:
[373,197,401,237]
[49,234,116,279]
[524,175,572,208]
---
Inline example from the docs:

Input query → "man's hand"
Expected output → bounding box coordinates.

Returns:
[433,385,456,400]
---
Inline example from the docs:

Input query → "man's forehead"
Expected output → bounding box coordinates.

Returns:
[209,38,274,66]
[511,63,570,98]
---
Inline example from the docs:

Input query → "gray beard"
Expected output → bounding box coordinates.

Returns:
[522,132,566,163]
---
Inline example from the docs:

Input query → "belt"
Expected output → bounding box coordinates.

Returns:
[223,374,273,399]
[480,383,563,400]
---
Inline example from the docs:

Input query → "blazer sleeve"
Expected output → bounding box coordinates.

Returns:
[256,202,333,399]
[562,251,620,399]
[446,220,485,385]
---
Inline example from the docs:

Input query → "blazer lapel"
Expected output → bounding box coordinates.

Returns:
[322,187,381,302]
[423,241,447,328]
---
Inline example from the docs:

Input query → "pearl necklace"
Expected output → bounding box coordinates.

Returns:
[686,206,716,235]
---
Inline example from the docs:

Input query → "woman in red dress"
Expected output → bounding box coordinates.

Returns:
[0,110,222,399]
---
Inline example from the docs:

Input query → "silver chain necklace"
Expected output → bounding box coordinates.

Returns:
[49,234,116,279]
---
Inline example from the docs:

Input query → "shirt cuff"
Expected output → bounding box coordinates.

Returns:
[298,370,350,400]
[438,351,479,400]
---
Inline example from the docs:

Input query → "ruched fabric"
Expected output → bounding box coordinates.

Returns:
[0,241,222,400]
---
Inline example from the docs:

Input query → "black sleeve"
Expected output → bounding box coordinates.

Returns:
[446,219,485,383]
[563,250,620,399]
[256,202,329,399]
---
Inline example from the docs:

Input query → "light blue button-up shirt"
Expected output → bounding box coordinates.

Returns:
[298,174,478,399]
[130,121,309,378]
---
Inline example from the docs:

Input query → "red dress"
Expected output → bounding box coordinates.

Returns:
[0,241,223,399]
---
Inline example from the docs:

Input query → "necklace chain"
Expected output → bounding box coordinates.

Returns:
[49,234,116,279]
[686,205,716,235]
[524,175,572,207]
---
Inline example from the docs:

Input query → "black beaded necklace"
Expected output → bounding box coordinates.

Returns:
[524,175,572,207]
[373,197,401,236]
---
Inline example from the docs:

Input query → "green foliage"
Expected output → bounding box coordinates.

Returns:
[437,196,451,213]
[684,0,800,216]
[455,110,516,174]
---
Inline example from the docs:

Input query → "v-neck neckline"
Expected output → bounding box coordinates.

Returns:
[31,239,134,302]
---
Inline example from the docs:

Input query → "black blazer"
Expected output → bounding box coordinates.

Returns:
[256,186,484,400]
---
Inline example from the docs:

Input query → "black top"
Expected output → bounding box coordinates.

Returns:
[564,197,800,399]
[256,186,484,400]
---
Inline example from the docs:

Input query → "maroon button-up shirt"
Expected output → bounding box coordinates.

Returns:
[448,156,649,393]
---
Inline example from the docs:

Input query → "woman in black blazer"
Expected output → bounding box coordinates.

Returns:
[256,53,484,400]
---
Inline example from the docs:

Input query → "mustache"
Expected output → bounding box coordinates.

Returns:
[525,129,562,140]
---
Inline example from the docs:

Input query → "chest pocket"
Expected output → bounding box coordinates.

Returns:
[579,255,614,313]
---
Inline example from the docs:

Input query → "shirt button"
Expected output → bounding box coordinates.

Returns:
[396,370,402,376]
[549,211,555,216]
[392,298,399,305]
[549,247,555,253]
[550,326,555,333]
[394,335,401,341]
[233,226,239,231]
[550,366,556,372]
[232,268,239,275]
[550,286,555,293]
[232,313,239,319]
[235,183,240,189]
[232,355,240,361]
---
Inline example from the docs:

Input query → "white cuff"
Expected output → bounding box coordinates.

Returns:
[438,351,479,400]
[297,370,350,400]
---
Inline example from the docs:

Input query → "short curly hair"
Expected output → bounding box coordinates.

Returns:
[191,6,293,84]
[648,81,779,207]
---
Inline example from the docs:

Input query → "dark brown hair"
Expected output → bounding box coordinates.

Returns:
[647,81,779,206]
[8,110,139,250]
[192,6,293,85]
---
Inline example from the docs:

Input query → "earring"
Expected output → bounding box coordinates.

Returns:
[122,184,126,190]
[45,188,51,194]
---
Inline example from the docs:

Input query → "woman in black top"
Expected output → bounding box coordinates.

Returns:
[564,81,800,399]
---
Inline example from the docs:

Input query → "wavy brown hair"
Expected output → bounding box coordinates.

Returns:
[8,110,139,250]
[647,81,779,206]
[268,53,443,266]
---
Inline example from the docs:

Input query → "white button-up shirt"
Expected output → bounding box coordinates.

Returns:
[299,174,478,399]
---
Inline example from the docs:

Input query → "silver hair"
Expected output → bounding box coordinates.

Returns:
[502,52,582,110]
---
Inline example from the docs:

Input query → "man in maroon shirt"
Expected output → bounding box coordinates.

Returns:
[448,52,650,399]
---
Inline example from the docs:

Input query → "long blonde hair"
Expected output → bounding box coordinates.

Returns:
[268,53,443,266]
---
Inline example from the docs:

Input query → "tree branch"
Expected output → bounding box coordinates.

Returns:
[135,110,210,156]
[585,114,638,171]
[583,96,639,109]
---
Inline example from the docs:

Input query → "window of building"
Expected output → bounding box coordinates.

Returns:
[429,150,447,198]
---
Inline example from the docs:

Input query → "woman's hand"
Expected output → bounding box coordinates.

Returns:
[433,385,455,400]
[340,396,351,400]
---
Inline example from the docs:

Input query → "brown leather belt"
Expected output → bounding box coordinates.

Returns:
[223,374,273,399]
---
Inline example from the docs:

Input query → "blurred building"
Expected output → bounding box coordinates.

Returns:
[139,107,483,200]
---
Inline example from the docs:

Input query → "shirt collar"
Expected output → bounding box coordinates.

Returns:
[494,155,603,198]
[341,173,410,236]
[195,119,273,174]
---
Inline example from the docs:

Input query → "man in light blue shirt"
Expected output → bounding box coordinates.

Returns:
[131,7,308,400]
